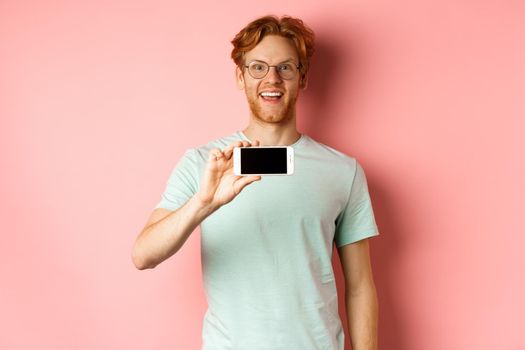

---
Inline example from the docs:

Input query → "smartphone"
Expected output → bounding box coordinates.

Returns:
[233,146,294,176]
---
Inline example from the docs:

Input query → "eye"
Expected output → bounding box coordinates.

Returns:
[252,63,265,71]
[278,64,292,71]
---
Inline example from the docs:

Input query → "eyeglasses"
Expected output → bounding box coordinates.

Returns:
[243,60,301,80]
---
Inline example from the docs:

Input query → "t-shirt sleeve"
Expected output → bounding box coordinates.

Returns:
[334,160,380,247]
[154,149,201,211]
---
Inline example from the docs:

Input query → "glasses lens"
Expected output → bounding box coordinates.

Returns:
[247,61,299,79]
[277,63,297,79]
[248,62,268,79]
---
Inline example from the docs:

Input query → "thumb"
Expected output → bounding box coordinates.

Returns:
[233,175,261,195]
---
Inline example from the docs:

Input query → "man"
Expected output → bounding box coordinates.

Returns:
[132,15,380,350]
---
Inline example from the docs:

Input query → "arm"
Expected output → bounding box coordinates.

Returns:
[131,196,216,270]
[131,140,261,270]
[337,238,378,350]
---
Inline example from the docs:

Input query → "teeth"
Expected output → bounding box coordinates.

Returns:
[260,91,283,97]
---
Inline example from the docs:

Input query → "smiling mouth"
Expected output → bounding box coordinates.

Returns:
[259,91,283,101]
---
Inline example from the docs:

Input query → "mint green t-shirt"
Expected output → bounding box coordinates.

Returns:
[155,131,380,350]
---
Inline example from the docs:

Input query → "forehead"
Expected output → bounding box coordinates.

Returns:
[244,35,299,63]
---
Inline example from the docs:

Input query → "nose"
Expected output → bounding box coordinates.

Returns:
[265,66,283,84]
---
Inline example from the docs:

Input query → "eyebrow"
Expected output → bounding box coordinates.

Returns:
[249,58,298,64]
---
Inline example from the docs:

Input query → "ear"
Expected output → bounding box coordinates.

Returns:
[300,73,308,90]
[235,66,245,90]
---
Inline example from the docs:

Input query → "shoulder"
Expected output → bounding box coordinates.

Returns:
[168,131,243,182]
[302,134,359,170]
[185,131,244,163]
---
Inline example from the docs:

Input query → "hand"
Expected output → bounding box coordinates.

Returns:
[196,140,261,210]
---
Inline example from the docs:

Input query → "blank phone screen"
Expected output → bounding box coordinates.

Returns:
[240,147,287,174]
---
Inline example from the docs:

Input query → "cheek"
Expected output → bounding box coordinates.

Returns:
[286,84,300,97]
[246,82,260,95]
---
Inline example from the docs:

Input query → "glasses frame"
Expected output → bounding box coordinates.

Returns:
[243,60,301,80]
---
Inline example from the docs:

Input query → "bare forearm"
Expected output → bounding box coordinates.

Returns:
[345,284,379,350]
[132,195,217,269]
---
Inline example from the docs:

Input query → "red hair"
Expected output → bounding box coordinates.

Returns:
[231,15,315,87]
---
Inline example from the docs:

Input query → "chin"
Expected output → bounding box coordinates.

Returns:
[246,91,298,125]
[254,111,293,124]
[249,103,295,125]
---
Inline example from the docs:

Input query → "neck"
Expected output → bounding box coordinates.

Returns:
[242,116,301,146]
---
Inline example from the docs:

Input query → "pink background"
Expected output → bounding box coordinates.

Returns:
[1,0,523,349]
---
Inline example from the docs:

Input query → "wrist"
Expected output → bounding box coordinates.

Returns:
[192,192,219,214]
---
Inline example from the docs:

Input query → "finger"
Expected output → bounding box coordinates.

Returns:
[253,139,260,146]
[202,149,223,193]
[223,140,242,159]
[223,140,242,154]
[208,148,224,163]
[233,175,261,194]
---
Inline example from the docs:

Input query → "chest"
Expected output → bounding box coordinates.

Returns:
[201,162,349,235]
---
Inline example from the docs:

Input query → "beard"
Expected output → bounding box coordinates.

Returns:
[246,92,298,124]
